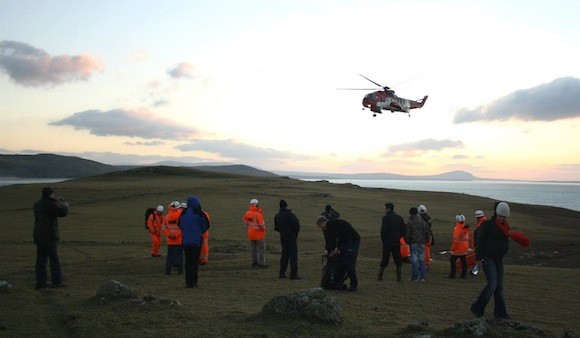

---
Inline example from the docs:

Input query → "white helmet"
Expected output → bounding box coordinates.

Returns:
[171,201,180,208]
[156,205,164,212]
[418,204,427,214]
[475,210,485,218]
[455,214,466,223]
[250,198,259,205]
[179,202,187,209]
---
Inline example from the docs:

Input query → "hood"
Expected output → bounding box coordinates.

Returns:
[187,196,201,210]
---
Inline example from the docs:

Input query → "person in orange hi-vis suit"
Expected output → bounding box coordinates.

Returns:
[147,205,164,257]
[199,208,211,266]
[400,237,410,263]
[447,214,471,278]
[242,198,268,267]
[162,201,183,274]
[418,204,434,270]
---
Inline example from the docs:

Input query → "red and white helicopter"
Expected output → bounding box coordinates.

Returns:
[352,74,428,117]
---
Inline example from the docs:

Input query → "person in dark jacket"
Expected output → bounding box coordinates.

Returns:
[178,196,210,288]
[405,207,430,282]
[33,187,69,289]
[378,202,406,282]
[316,215,360,292]
[471,201,511,318]
[321,205,340,253]
[274,199,301,279]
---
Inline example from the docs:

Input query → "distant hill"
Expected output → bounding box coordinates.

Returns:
[0,154,278,178]
[0,154,124,178]
[275,169,482,181]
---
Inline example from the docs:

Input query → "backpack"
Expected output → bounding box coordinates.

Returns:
[145,207,156,230]
[320,254,347,290]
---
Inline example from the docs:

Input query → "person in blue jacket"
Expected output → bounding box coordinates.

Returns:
[178,196,210,288]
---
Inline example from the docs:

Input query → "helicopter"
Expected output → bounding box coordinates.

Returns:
[352,74,428,117]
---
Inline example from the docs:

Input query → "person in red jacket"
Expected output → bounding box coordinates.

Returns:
[147,205,164,257]
[447,214,470,278]
[162,201,183,274]
[242,198,268,267]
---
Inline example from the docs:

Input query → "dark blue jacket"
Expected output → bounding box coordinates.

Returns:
[178,196,209,247]
[274,207,300,234]
[33,196,68,245]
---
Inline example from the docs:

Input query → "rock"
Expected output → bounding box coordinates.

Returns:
[562,331,579,338]
[0,280,14,294]
[96,280,138,300]
[446,318,488,336]
[444,318,552,337]
[262,287,341,323]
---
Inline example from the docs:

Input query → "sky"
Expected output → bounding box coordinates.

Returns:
[1,0,579,181]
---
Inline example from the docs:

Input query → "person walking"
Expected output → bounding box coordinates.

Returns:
[147,205,164,257]
[470,210,487,276]
[418,204,434,269]
[179,196,210,288]
[33,187,69,289]
[404,207,430,282]
[447,214,470,279]
[316,215,361,291]
[243,198,268,267]
[162,201,183,275]
[471,201,530,318]
[378,202,406,282]
[274,199,301,279]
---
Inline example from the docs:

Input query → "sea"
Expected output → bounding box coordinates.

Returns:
[2,178,579,212]
[301,178,580,212]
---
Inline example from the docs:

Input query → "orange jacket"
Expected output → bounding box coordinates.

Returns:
[243,205,266,240]
[400,237,410,258]
[450,222,470,255]
[147,211,163,235]
[162,207,183,245]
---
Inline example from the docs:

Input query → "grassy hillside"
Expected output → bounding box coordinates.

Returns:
[0,168,578,337]
[0,154,120,178]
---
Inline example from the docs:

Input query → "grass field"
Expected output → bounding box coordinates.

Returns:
[1,167,579,337]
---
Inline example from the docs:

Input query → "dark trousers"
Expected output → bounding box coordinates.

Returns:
[449,254,467,277]
[35,242,62,288]
[183,246,201,287]
[380,244,402,267]
[166,245,183,273]
[279,232,298,277]
[472,257,508,318]
[342,239,360,288]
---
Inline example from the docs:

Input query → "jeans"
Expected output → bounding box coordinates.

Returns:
[36,242,62,288]
[279,233,298,277]
[166,245,183,273]
[410,243,426,280]
[342,239,360,288]
[471,257,508,317]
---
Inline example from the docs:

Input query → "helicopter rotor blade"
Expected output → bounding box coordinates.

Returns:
[336,88,377,90]
[359,74,390,90]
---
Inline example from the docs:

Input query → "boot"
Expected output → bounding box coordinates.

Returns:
[396,266,402,282]
[378,266,385,281]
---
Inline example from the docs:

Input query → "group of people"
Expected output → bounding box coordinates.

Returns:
[145,197,210,288]
[33,186,528,319]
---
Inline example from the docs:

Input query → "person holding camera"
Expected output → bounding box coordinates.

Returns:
[33,187,69,290]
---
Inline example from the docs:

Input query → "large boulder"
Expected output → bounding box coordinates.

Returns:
[262,287,341,323]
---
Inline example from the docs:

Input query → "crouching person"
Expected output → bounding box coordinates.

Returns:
[316,215,360,292]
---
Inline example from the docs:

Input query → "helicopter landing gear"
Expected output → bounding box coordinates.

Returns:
[373,113,377,117]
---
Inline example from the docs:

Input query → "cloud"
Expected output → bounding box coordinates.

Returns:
[49,108,198,140]
[124,140,166,146]
[453,77,580,123]
[176,139,310,160]
[128,48,148,63]
[384,138,465,157]
[452,154,469,159]
[167,62,195,79]
[0,40,104,87]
